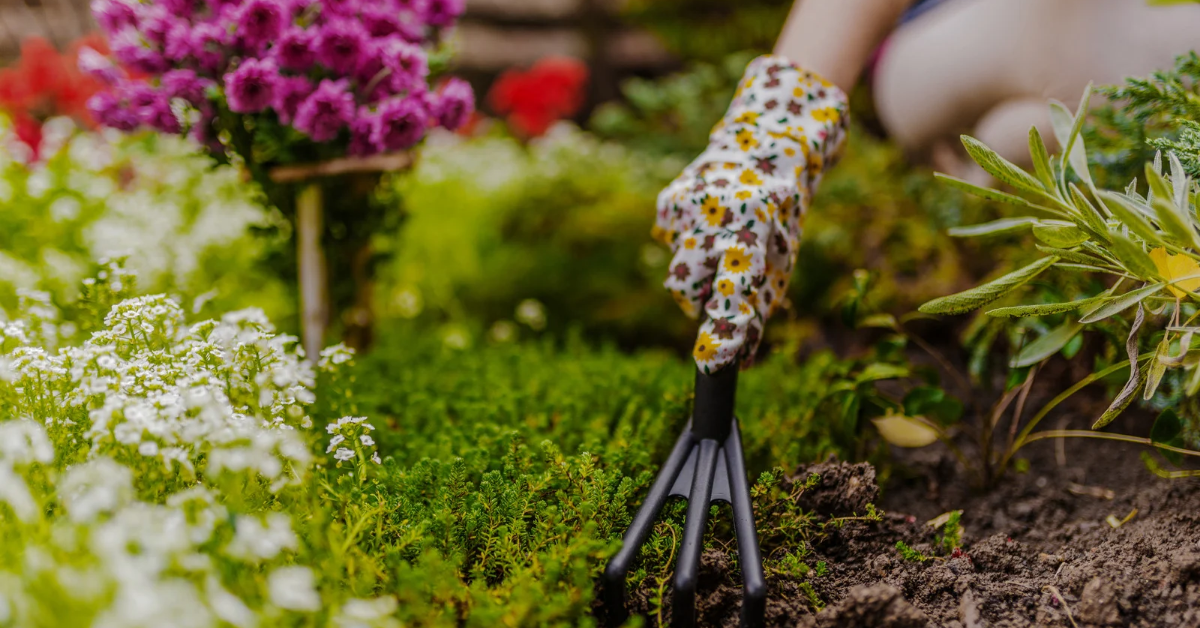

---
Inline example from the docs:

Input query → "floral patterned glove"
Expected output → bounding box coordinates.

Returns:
[653,55,850,374]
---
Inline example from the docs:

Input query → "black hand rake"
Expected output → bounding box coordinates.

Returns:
[603,365,766,628]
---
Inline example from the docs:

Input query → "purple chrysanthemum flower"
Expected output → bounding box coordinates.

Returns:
[139,8,180,47]
[275,27,317,72]
[357,37,427,99]
[189,22,231,74]
[315,20,367,75]
[78,46,123,85]
[319,0,360,17]
[369,96,427,152]
[163,21,193,62]
[224,58,280,113]
[159,0,199,19]
[361,5,403,37]
[348,108,377,156]
[294,79,355,141]
[143,92,183,134]
[387,39,429,93]
[161,69,212,105]
[274,76,316,125]
[88,91,139,131]
[91,0,138,33]
[235,0,287,52]
[434,77,473,131]
[111,27,169,74]
[423,0,464,28]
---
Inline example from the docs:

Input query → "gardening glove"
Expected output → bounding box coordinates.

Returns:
[654,55,850,374]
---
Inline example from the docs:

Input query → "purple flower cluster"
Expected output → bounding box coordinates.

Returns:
[86,0,473,156]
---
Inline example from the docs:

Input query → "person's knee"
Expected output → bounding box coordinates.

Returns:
[971,97,1056,169]
[932,97,1055,187]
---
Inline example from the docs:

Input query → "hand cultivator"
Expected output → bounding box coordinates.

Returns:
[603,366,765,628]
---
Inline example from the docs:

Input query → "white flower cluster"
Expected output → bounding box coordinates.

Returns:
[0,115,275,313]
[0,274,387,626]
[326,416,382,466]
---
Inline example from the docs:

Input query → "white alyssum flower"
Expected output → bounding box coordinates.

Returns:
[334,596,400,628]
[59,458,134,523]
[334,448,355,462]
[267,566,321,612]
[226,513,299,561]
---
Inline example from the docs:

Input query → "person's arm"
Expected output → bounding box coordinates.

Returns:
[775,0,913,91]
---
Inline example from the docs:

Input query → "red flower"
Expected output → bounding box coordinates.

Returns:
[0,34,112,159]
[487,56,589,138]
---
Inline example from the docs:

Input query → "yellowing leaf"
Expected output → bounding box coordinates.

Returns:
[873,414,939,448]
[1149,247,1200,298]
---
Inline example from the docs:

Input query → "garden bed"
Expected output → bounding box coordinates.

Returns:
[619,414,1200,628]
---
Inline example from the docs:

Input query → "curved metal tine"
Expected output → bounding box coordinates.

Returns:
[725,420,766,628]
[603,425,696,624]
[672,438,720,628]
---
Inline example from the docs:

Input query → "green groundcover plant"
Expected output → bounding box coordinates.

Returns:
[0,257,911,626]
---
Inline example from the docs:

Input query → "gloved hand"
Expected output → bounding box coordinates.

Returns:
[653,55,850,374]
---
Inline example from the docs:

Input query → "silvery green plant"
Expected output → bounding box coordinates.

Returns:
[909,85,1200,477]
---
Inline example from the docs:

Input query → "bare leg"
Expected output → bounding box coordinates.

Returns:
[875,0,1200,163]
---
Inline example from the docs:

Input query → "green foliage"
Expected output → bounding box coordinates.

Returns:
[591,53,754,157]
[935,511,964,554]
[1086,52,1200,186]
[381,128,688,350]
[620,0,791,63]
[895,541,929,563]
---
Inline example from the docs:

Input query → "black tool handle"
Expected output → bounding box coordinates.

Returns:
[692,365,738,442]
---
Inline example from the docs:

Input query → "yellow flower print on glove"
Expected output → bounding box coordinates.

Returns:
[653,55,850,374]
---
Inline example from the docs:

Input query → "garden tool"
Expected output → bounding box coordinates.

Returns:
[603,365,766,628]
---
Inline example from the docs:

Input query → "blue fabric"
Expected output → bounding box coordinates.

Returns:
[900,0,952,24]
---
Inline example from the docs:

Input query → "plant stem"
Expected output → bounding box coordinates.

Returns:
[999,356,1151,475]
[1020,430,1200,459]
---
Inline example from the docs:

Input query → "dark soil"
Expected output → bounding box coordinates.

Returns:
[613,410,1200,627]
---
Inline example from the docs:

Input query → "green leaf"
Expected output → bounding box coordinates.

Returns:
[1146,161,1175,203]
[1032,222,1088,248]
[986,294,1106,318]
[1063,85,1094,188]
[1034,245,1110,266]
[948,217,1037,238]
[1068,183,1110,241]
[919,257,1058,315]
[856,363,910,384]
[1028,126,1057,193]
[1108,232,1160,279]
[1144,335,1173,400]
[1150,408,1185,466]
[959,135,1057,201]
[1011,319,1084,368]
[1097,191,1165,247]
[1048,90,1093,190]
[934,174,1063,216]
[858,313,898,329]
[902,387,964,426]
[1094,305,1146,429]
[1169,152,1190,210]
[1146,163,1200,249]
[1079,283,1164,324]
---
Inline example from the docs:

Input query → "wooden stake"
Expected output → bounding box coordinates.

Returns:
[296,183,329,362]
